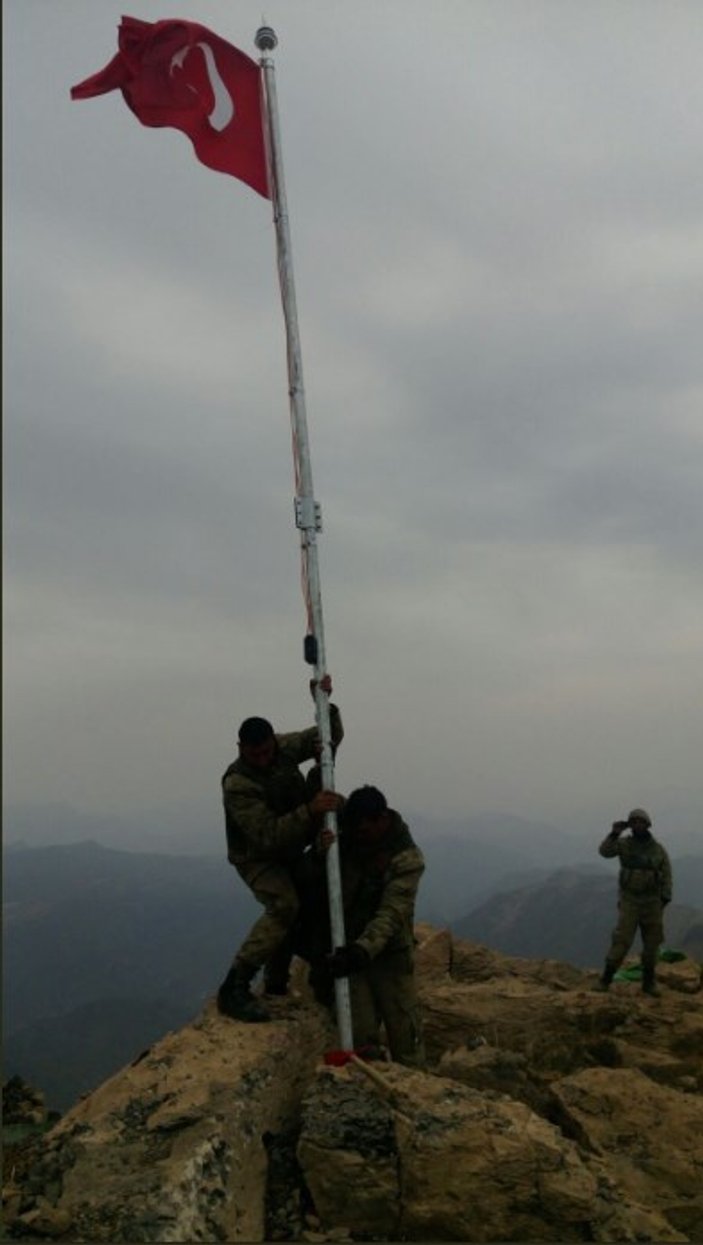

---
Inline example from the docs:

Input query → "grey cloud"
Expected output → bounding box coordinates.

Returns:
[4,0,702,828]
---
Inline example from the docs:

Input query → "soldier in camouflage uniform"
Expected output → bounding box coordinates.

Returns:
[595,807,672,997]
[216,676,344,1022]
[327,785,427,1068]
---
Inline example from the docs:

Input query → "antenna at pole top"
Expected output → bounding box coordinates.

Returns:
[255,24,278,52]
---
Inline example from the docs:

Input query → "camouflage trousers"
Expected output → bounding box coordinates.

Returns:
[605,894,665,972]
[348,948,426,1069]
[231,860,300,976]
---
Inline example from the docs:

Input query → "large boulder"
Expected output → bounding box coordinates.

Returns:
[550,1066,703,1240]
[297,1062,685,1242]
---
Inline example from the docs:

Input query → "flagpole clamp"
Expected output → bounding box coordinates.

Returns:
[294,497,323,532]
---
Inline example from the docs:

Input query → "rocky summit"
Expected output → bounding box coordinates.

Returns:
[2,926,702,1243]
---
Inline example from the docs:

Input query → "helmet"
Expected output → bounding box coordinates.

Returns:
[628,807,652,826]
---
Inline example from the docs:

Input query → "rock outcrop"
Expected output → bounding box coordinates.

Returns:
[3,927,701,1242]
[3,997,336,1242]
[298,1062,685,1242]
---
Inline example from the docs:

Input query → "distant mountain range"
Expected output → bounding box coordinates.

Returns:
[3,829,701,1112]
[5,799,701,871]
[4,997,190,1117]
[3,801,224,856]
[452,861,703,968]
[3,842,260,1109]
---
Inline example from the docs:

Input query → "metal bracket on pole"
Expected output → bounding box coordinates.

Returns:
[294,496,323,532]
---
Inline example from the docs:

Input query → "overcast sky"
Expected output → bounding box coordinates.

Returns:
[4,0,703,844]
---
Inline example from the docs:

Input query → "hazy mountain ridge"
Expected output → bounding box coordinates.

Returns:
[3,803,224,856]
[3,842,258,1030]
[398,810,595,921]
[2,842,260,1110]
[3,998,191,1115]
[453,863,703,968]
[5,799,701,860]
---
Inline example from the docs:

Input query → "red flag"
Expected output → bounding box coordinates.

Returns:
[71,16,270,198]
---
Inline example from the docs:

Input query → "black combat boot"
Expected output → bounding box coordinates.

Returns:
[641,965,660,997]
[594,961,616,992]
[217,964,270,1022]
[263,944,293,997]
[308,960,334,1007]
[263,978,289,997]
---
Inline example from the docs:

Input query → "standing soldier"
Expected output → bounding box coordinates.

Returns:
[327,785,427,1067]
[216,676,344,1022]
[595,807,672,997]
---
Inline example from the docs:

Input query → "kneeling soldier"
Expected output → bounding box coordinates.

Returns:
[328,785,426,1067]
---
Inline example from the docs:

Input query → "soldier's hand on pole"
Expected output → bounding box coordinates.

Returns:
[317,828,336,853]
[308,789,343,821]
[328,943,370,978]
[310,673,333,699]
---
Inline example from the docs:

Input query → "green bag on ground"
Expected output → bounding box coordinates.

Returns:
[658,947,687,963]
[613,946,687,982]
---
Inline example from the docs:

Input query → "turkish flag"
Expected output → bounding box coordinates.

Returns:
[71,16,270,198]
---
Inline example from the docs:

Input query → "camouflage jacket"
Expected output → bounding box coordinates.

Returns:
[599,830,672,903]
[222,705,343,867]
[341,812,425,961]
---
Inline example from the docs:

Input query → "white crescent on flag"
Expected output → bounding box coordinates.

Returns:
[170,42,235,131]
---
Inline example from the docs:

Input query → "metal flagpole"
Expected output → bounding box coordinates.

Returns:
[255,24,354,1052]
